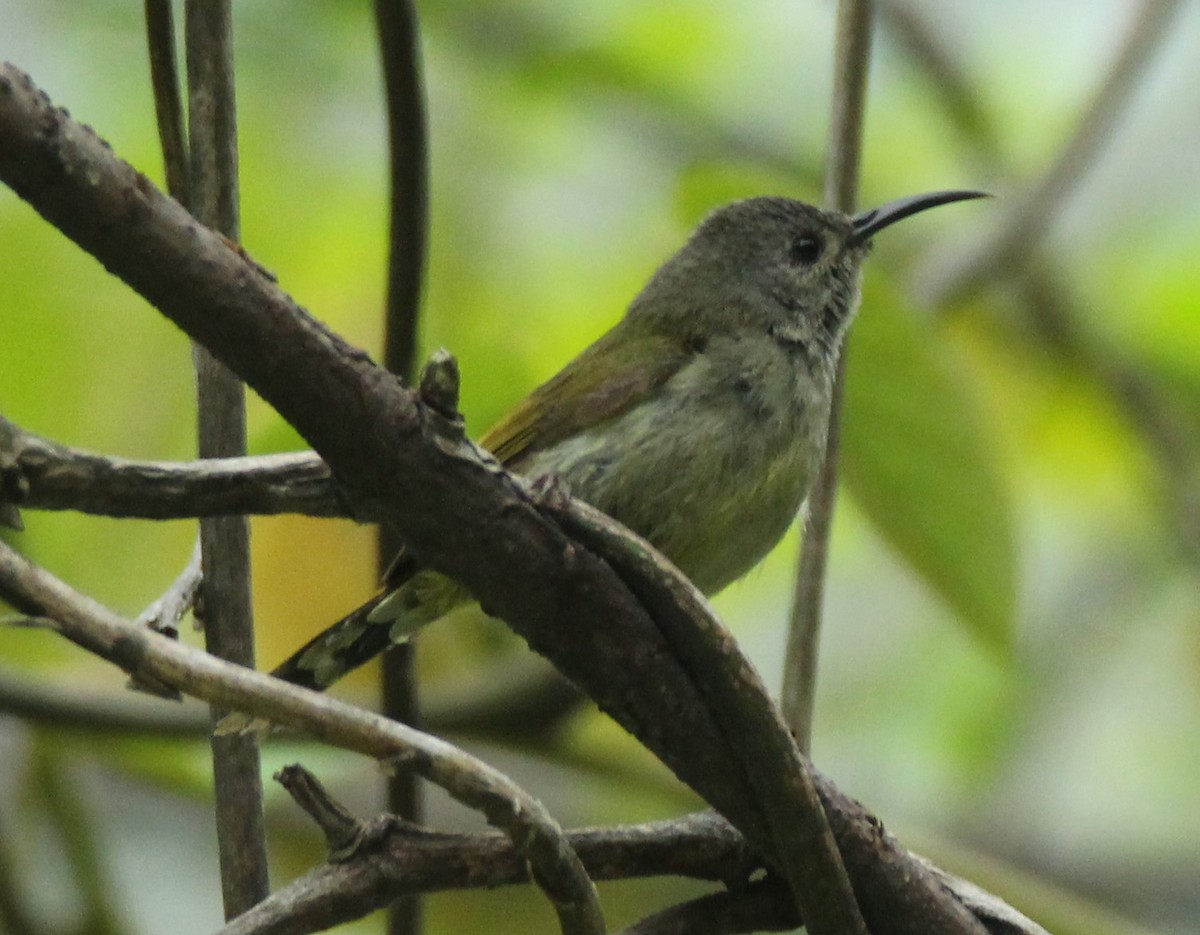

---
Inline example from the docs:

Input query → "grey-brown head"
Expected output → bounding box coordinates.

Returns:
[630,190,987,360]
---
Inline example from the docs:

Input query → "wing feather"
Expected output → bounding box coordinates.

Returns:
[383,324,688,591]
[483,325,687,469]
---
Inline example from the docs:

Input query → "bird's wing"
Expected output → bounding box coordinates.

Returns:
[482,325,687,470]
[381,326,687,591]
[279,325,690,687]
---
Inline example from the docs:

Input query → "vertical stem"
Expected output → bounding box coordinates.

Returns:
[144,0,189,203]
[822,2,873,213]
[781,0,875,755]
[375,0,428,387]
[184,0,270,918]
[374,3,429,934]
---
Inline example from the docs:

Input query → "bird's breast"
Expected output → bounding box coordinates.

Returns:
[523,333,834,595]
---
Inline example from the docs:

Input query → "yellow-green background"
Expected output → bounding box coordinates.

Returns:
[1,1,1198,933]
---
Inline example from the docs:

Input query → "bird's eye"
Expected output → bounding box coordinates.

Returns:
[788,234,822,266]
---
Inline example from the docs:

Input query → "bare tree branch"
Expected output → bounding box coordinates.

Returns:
[0,429,1025,935]
[144,2,206,655]
[616,868,1052,935]
[0,65,1033,935]
[0,417,344,519]
[274,765,392,860]
[229,750,1022,935]
[0,60,774,852]
[0,538,605,935]
[547,495,864,935]
[220,808,758,935]
[375,0,427,389]
[144,0,189,202]
[178,3,272,912]
[0,652,580,742]
[0,641,1049,935]
[918,861,1051,935]
[135,537,203,634]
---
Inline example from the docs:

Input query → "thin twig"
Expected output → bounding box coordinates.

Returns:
[0,539,605,935]
[275,765,380,860]
[821,1,873,214]
[779,8,876,929]
[220,810,755,935]
[135,537,203,634]
[373,3,430,933]
[375,0,427,389]
[144,0,189,202]
[780,389,840,755]
[0,418,343,519]
[182,0,269,916]
[782,0,874,762]
[0,652,579,741]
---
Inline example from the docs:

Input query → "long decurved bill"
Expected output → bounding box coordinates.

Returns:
[849,190,989,246]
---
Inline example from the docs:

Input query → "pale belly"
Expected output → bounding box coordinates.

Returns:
[521,335,832,595]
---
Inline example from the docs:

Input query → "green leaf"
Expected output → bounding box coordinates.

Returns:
[840,276,1016,650]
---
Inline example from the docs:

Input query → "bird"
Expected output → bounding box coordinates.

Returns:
[272,190,986,690]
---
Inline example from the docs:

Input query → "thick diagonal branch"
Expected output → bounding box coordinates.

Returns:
[0,57,776,863]
[0,64,1021,935]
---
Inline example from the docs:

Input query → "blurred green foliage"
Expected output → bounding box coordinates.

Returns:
[2,1,1199,934]
[842,276,1015,649]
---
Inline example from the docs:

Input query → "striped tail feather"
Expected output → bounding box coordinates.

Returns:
[271,570,469,690]
[270,594,395,690]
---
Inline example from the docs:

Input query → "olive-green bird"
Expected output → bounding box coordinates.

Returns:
[273,191,986,690]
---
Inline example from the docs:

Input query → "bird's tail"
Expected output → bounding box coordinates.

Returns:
[270,594,392,690]
[271,571,466,690]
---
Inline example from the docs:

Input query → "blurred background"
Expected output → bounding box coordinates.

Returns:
[1,1,1198,933]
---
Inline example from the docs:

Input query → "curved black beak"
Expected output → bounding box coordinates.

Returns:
[849,190,990,246]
